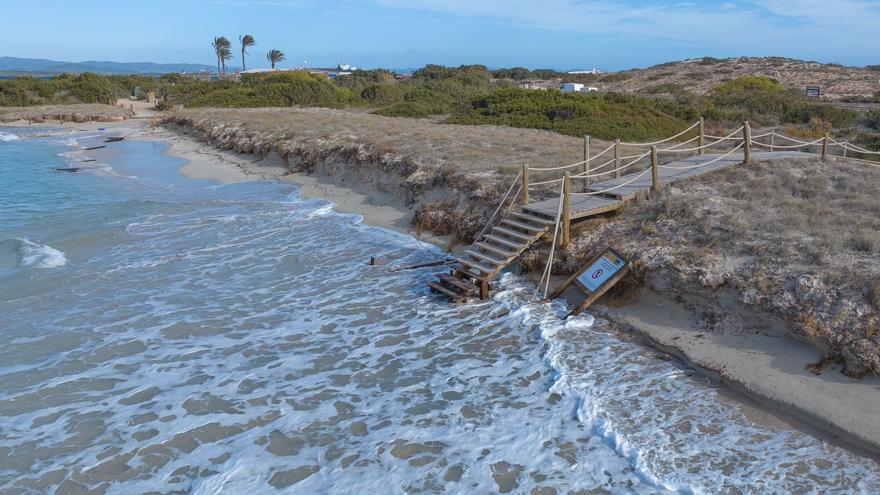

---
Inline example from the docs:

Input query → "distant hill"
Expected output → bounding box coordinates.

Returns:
[587,57,880,101]
[0,56,213,75]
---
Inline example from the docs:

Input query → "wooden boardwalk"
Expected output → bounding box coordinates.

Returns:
[587,150,808,200]
[523,194,622,220]
[526,151,810,214]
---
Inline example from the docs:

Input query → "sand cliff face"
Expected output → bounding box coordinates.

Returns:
[0,104,134,123]
[162,114,509,243]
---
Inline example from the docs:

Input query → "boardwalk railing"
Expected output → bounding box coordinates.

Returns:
[495,119,880,249]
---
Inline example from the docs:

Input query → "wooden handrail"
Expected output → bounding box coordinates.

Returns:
[562,172,570,248]
[614,139,622,178]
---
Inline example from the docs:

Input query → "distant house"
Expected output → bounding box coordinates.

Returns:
[567,68,603,75]
[561,83,584,93]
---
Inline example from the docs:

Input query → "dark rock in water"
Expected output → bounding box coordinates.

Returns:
[55,167,80,173]
[104,137,125,142]
[83,145,106,151]
[80,159,97,163]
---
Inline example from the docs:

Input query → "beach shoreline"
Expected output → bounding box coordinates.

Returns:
[5,115,879,456]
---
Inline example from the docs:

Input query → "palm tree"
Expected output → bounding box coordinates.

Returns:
[212,36,231,75]
[220,45,233,74]
[267,49,285,69]
[239,35,256,72]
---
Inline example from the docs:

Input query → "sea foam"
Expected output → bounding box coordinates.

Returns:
[9,238,67,268]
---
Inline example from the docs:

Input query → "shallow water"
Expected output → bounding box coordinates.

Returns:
[0,127,878,494]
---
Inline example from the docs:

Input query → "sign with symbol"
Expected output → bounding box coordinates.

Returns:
[547,247,630,316]
[576,250,627,293]
[806,86,821,98]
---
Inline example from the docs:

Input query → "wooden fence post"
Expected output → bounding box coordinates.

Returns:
[522,164,530,205]
[822,134,829,159]
[651,146,660,193]
[698,117,705,155]
[614,139,622,178]
[583,135,591,191]
[843,142,848,158]
[770,131,775,152]
[743,121,752,165]
[562,172,570,248]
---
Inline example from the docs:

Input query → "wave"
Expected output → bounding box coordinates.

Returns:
[0,131,20,142]
[0,238,67,270]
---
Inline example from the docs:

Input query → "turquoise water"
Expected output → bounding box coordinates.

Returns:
[0,127,878,494]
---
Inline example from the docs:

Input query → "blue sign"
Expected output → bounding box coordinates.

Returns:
[576,251,627,293]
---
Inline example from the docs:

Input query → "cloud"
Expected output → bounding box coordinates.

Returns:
[756,0,880,28]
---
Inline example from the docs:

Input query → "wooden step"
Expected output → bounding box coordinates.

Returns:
[501,219,546,233]
[457,258,498,275]
[483,234,527,250]
[455,267,488,282]
[510,211,554,225]
[492,226,535,242]
[427,281,466,301]
[465,249,507,266]
[474,241,516,258]
[438,273,478,294]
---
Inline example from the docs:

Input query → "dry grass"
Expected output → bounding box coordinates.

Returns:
[0,104,133,123]
[175,107,609,175]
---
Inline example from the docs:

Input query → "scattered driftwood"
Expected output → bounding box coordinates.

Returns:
[55,167,80,173]
[80,159,97,163]
[83,145,106,151]
[104,137,125,143]
[386,258,455,272]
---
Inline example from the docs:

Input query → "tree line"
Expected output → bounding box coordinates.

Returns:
[210,35,285,74]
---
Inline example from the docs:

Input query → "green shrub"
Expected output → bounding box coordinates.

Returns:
[0,73,127,106]
[491,67,532,80]
[702,76,860,127]
[446,88,689,141]
[177,71,358,109]
[334,69,395,92]
[865,109,880,130]
[361,84,402,105]
[697,57,725,65]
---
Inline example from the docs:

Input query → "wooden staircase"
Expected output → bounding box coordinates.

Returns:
[427,210,552,302]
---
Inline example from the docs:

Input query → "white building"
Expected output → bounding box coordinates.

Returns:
[567,68,603,75]
[561,83,584,93]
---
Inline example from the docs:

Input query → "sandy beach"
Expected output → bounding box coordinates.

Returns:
[5,114,879,457]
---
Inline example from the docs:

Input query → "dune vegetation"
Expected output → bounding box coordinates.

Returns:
[1,62,877,149]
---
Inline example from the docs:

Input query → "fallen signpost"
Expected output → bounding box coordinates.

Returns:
[548,246,629,317]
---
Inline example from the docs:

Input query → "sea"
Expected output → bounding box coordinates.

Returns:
[0,127,879,494]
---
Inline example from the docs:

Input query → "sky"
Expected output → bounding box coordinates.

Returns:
[2,0,879,71]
